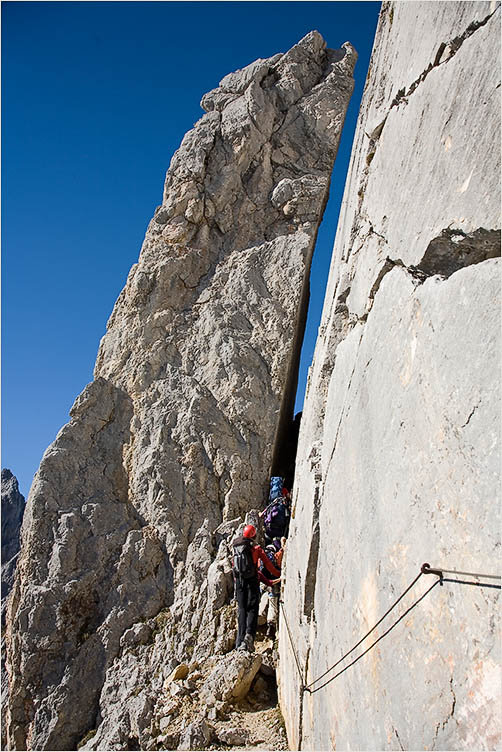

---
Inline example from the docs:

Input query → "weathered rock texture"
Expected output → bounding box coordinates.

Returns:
[1,469,25,615]
[279,2,501,750]
[2,470,25,750]
[5,32,355,750]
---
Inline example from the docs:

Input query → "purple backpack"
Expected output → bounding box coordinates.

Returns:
[263,499,287,535]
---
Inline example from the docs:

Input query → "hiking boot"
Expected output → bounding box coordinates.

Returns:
[243,634,254,652]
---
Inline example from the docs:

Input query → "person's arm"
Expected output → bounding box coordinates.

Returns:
[258,571,280,587]
[256,546,280,578]
[259,501,272,519]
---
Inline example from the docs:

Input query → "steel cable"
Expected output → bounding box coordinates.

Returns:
[304,569,424,690]
[306,578,440,694]
[278,564,500,695]
[279,598,305,688]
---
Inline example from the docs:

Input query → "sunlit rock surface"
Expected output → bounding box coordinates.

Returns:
[5,32,355,750]
[279,2,501,750]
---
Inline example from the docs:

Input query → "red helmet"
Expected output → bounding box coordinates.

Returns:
[243,524,256,539]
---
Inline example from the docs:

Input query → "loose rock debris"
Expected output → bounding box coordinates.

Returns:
[148,634,288,751]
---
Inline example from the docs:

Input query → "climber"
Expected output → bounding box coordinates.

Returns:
[232,524,280,653]
[260,492,291,545]
[258,536,286,639]
[268,475,284,502]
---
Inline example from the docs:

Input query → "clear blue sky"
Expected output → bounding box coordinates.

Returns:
[2,1,380,498]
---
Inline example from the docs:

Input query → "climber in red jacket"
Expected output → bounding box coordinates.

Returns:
[232,524,280,652]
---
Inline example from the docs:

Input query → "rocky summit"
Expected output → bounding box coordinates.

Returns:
[5,31,355,751]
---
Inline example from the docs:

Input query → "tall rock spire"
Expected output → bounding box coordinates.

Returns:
[6,32,356,750]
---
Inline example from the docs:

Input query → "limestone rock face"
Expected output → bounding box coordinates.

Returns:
[1,470,25,751]
[1,469,25,611]
[5,32,355,750]
[278,3,501,750]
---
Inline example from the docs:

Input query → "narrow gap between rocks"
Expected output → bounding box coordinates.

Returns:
[269,44,375,492]
[269,235,312,490]
[268,181,348,490]
[269,168,356,491]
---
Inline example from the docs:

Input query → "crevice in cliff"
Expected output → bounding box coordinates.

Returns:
[269,185,341,489]
[390,5,500,111]
[271,412,302,493]
[432,677,458,749]
[415,227,501,278]
[302,519,319,620]
[355,4,500,216]
[461,402,480,428]
[269,225,322,486]
[322,329,364,488]
[303,481,322,620]
[394,728,405,751]
[359,227,501,322]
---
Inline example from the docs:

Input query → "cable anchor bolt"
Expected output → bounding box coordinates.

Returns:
[421,562,443,583]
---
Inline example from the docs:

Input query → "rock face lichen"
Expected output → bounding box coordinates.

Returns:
[5,32,355,751]
[279,2,500,750]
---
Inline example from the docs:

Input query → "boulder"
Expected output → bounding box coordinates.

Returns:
[157,732,180,749]
[177,719,212,750]
[217,727,248,746]
[169,682,187,699]
[159,716,173,732]
[165,663,190,684]
[120,623,152,649]
[200,650,262,705]
[213,518,241,547]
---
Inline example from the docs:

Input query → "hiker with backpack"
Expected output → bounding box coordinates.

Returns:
[232,524,280,652]
[258,536,286,639]
[260,486,291,545]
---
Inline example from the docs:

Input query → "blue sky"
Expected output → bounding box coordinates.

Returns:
[2,1,380,498]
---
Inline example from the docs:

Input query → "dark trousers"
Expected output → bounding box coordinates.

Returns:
[235,576,260,647]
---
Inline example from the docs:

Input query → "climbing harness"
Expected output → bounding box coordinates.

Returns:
[280,562,500,696]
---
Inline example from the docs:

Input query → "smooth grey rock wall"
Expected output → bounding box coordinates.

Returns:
[5,32,355,750]
[279,3,501,750]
